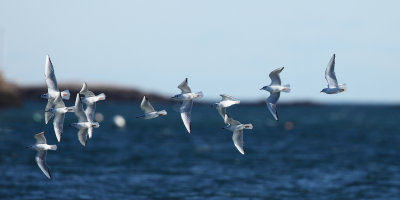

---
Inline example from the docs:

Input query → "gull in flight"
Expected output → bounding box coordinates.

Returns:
[215,94,240,119]
[71,94,100,146]
[79,82,105,131]
[222,114,253,155]
[136,96,167,119]
[27,131,57,179]
[46,95,74,142]
[321,54,346,94]
[260,67,291,121]
[171,78,203,133]
[41,55,70,124]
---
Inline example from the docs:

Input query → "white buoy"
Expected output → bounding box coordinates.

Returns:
[95,113,104,122]
[113,115,126,128]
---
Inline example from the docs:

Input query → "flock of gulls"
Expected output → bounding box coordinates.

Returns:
[28,53,346,179]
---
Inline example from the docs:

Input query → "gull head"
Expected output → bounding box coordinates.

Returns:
[171,95,178,99]
[260,86,268,91]
[91,122,100,128]
[320,88,327,93]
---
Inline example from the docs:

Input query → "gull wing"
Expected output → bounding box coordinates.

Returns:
[325,54,339,88]
[178,78,192,94]
[35,150,51,179]
[220,94,236,101]
[85,103,96,123]
[269,67,284,86]
[53,95,65,109]
[45,99,55,124]
[216,106,226,119]
[224,114,241,125]
[79,82,95,97]
[34,132,46,144]
[180,100,193,133]
[45,55,59,93]
[53,112,64,142]
[74,94,88,122]
[140,96,156,114]
[77,128,88,146]
[232,129,245,155]
[266,92,280,120]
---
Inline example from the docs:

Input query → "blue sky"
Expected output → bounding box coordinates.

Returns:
[0,0,399,103]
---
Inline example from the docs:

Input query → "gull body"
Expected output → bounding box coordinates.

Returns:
[41,55,70,124]
[260,67,290,121]
[171,78,203,133]
[137,96,167,119]
[222,115,253,155]
[71,94,100,146]
[28,132,57,179]
[321,54,346,94]
[46,95,74,142]
[215,94,240,119]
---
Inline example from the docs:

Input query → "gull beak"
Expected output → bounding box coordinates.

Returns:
[260,88,264,90]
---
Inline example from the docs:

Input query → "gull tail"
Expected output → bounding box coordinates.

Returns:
[48,145,57,151]
[282,84,291,93]
[243,123,253,130]
[97,93,106,101]
[61,90,70,100]
[195,91,204,98]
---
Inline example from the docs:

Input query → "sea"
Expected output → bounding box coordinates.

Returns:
[1,101,400,200]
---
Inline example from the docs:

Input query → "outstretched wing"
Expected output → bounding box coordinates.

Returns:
[36,150,51,179]
[45,99,55,124]
[269,67,284,86]
[53,95,65,109]
[216,106,226,119]
[266,92,280,120]
[232,129,245,155]
[178,78,191,94]
[180,100,192,133]
[74,94,88,122]
[220,94,236,101]
[85,103,96,123]
[53,112,65,142]
[224,114,241,125]
[140,96,156,114]
[79,82,95,97]
[45,55,59,93]
[325,54,339,88]
[34,132,46,144]
[77,128,88,146]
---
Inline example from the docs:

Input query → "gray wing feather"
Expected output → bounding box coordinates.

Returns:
[45,55,58,93]
[269,67,284,86]
[216,106,226,119]
[36,150,51,179]
[74,94,88,122]
[79,82,95,97]
[178,78,192,94]
[53,95,65,108]
[232,129,245,154]
[140,96,156,113]
[224,114,241,125]
[34,132,46,144]
[220,94,235,101]
[325,54,339,88]
[266,92,280,120]
[78,128,88,146]
[85,103,96,123]
[45,99,55,124]
[180,100,192,133]
[53,113,64,142]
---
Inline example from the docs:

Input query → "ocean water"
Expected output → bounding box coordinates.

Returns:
[1,101,400,200]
